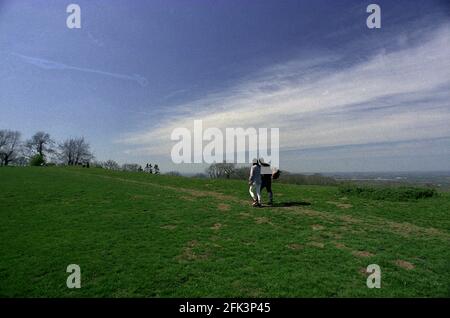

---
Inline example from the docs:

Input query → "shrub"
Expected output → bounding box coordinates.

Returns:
[30,154,45,166]
[338,184,437,201]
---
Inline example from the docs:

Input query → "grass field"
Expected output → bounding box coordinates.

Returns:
[0,167,449,297]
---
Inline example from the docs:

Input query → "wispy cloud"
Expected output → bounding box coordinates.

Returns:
[12,53,148,87]
[118,24,450,169]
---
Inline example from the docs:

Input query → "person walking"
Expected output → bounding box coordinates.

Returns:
[259,158,273,205]
[248,158,262,207]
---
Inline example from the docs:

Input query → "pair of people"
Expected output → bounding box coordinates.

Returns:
[248,158,273,207]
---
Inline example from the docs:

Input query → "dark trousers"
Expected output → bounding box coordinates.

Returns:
[261,175,273,202]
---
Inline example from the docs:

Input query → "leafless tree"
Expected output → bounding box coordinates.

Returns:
[0,130,21,166]
[25,131,55,159]
[121,163,141,172]
[58,137,93,165]
[103,160,120,170]
[206,162,236,179]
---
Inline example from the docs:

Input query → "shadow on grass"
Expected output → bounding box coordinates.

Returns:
[269,201,311,207]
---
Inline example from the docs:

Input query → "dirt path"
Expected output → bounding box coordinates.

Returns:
[64,169,450,241]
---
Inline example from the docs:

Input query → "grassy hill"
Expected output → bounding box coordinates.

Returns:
[0,167,449,297]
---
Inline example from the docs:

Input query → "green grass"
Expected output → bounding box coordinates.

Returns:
[338,184,438,201]
[0,167,449,297]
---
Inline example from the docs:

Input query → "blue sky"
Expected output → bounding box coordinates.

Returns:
[1,0,449,172]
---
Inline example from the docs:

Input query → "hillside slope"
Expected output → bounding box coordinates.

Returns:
[0,167,449,297]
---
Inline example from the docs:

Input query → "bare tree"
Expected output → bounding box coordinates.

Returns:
[26,131,55,159]
[58,137,93,165]
[122,163,141,172]
[206,162,236,179]
[15,156,29,166]
[0,130,21,166]
[103,160,120,170]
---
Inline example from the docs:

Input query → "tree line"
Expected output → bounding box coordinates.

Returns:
[0,130,93,166]
[0,129,160,174]
[102,160,159,174]
[1,129,334,185]
[201,162,337,186]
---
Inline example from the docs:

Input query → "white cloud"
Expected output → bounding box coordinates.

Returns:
[118,24,450,170]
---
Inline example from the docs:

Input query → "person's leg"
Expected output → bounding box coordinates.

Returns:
[267,181,273,204]
[260,183,266,202]
[249,184,256,202]
[255,183,262,205]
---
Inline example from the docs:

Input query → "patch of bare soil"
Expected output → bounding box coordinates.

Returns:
[326,201,353,209]
[131,194,151,200]
[218,203,230,211]
[394,259,415,270]
[231,280,263,297]
[332,233,343,240]
[177,240,208,261]
[359,267,370,276]
[352,250,375,258]
[183,189,236,202]
[287,243,303,250]
[160,224,177,230]
[241,240,255,246]
[312,224,325,231]
[210,223,222,230]
[287,208,329,219]
[254,217,272,225]
[286,205,450,241]
[337,215,361,224]
[180,195,195,202]
[385,221,447,239]
[81,171,237,202]
[334,242,349,250]
[307,242,324,248]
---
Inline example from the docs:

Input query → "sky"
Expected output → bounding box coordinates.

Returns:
[0,0,449,173]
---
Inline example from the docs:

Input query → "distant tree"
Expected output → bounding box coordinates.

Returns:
[206,164,219,178]
[58,137,93,165]
[26,131,55,160]
[103,160,120,170]
[14,156,29,167]
[30,154,45,166]
[230,167,250,180]
[206,162,236,179]
[148,163,153,174]
[154,164,160,175]
[91,161,104,168]
[0,130,21,166]
[121,163,141,172]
